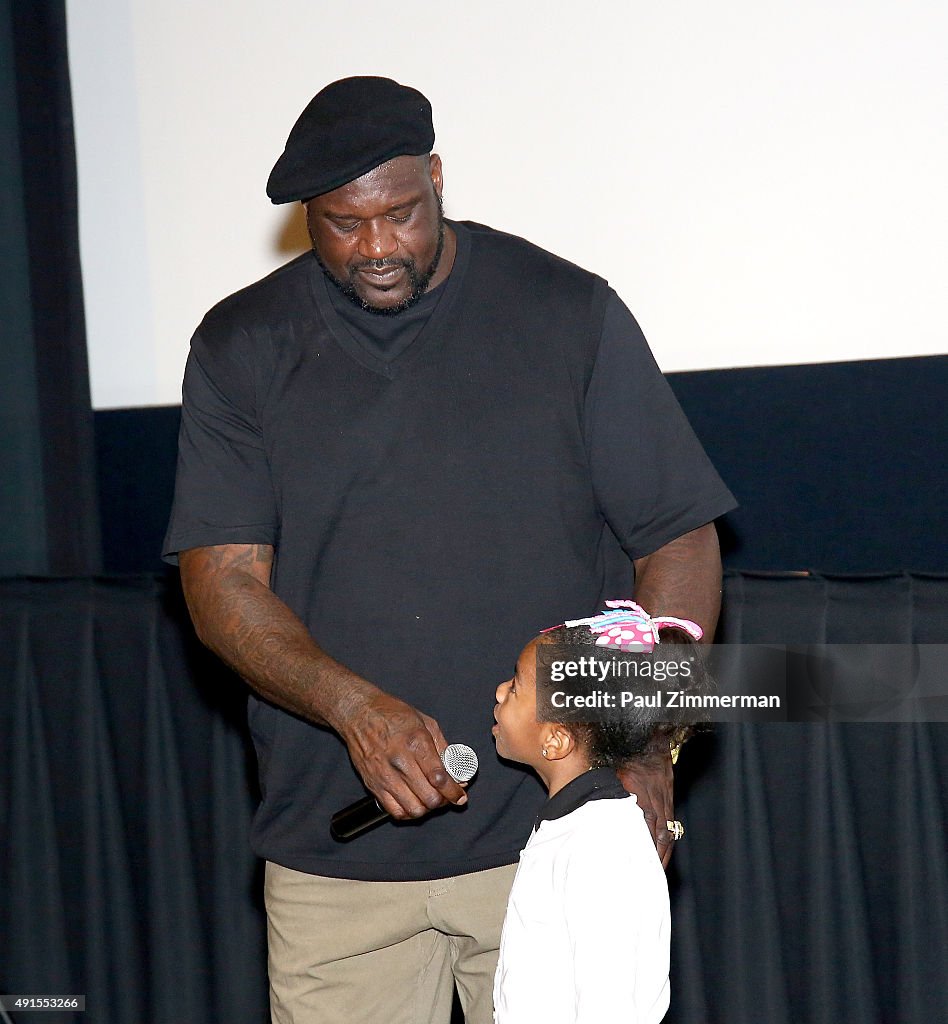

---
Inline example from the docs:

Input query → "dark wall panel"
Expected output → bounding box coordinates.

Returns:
[95,355,948,575]
[96,408,180,574]
[670,355,947,573]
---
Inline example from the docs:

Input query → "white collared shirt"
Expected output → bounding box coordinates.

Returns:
[493,790,670,1023]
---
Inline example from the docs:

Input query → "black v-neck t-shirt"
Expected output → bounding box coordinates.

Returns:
[326,273,446,363]
[164,221,735,880]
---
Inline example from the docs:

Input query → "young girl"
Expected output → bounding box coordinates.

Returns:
[491,602,710,1024]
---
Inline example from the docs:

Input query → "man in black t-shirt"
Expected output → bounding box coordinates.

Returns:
[164,76,736,1024]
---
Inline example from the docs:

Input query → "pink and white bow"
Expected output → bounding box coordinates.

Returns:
[542,600,703,652]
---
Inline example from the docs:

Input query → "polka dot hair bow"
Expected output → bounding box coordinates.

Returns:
[543,600,703,653]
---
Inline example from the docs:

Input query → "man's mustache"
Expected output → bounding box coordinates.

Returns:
[352,257,413,272]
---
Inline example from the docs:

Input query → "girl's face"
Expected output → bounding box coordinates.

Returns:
[493,640,547,768]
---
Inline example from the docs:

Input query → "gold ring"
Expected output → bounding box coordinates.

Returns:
[666,819,685,841]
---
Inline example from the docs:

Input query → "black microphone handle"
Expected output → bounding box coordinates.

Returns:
[330,743,478,842]
[330,794,389,841]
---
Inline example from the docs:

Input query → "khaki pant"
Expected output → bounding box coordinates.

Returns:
[265,861,518,1024]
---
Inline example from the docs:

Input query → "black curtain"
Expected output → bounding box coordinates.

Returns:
[0,0,99,575]
[1,572,946,1024]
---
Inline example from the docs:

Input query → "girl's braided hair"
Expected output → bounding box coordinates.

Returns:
[537,624,714,770]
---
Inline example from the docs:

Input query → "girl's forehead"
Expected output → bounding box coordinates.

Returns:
[516,640,540,680]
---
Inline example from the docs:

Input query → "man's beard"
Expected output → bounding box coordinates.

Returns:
[314,202,446,316]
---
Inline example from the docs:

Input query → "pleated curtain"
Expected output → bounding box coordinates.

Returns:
[1,572,946,1023]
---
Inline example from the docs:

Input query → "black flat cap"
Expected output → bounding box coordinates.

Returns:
[266,76,435,204]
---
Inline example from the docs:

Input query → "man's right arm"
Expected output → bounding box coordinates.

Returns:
[178,543,466,819]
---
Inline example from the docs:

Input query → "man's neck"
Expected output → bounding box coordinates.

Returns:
[425,222,457,293]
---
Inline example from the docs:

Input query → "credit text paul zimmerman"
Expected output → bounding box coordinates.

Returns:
[545,656,780,709]
[548,688,781,709]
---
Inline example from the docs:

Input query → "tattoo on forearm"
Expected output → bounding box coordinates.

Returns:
[179,544,361,728]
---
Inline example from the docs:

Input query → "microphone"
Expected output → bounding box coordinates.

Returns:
[330,743,479,841]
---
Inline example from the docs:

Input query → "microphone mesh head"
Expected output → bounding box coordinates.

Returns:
[442,743,479,783]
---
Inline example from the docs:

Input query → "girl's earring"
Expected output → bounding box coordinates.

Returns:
[541,749,549,758]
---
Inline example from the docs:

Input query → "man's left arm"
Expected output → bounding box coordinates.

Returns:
[584,293,735,868]
[632,521,722,641]
[617,521,722,868]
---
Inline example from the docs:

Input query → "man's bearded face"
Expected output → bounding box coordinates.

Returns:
[305,155,446,315]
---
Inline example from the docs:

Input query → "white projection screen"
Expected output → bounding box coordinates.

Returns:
[66,0,948,409]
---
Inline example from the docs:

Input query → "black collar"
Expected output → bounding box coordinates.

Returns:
[535,767,629,831]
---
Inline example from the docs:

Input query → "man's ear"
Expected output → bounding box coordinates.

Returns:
[302,199,316,243]
[429,153,443,198]
[542,724,577,762]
